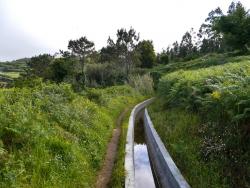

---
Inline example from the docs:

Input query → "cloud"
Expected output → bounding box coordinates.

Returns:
[1,0,250,61]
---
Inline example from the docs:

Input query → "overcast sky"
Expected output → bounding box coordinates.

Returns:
[1,0,250,61]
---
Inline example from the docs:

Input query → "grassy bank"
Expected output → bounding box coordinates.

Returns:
[0,84,143,187]
[151,55,250,187]
[148,101,228,188]
[109,106,132,188]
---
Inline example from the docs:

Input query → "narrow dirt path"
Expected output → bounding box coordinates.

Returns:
[95,108,128,188]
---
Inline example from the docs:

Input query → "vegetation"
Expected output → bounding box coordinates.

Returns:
[0,72,20,79]
[157,1,250,63]
[109,108,131,188]
[148,104,227,188]
[0,84,143,187]
[0,59,27,73]
[0,59,27,86]
[0,1,249,187]
[136,40,156,68]
[151,54,250,187]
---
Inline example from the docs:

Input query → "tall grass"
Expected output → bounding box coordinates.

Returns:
[0,84,143,187]
[156,56,250,187]
[148,102,228,188]
[128,74,154,95]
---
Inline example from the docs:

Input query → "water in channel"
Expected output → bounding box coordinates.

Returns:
[134,116,156,188]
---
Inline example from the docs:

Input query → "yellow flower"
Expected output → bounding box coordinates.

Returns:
[211,91,221,100]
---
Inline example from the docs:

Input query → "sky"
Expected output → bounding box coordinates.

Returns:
[1,0,250,61]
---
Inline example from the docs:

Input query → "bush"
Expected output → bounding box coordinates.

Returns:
[158,58,250,187]
[128,74,154,95]
[85,62,126,87]
[0,84,143,187]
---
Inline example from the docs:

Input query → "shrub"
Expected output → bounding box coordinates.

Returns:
[158,58,250,187]
[128,74,154,95]
[0,84,143,187]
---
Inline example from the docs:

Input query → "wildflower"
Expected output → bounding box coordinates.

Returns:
[211,90,221,100]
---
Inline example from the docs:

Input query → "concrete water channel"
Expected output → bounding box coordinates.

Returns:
[134,113,155,188]
[125,99,191,188]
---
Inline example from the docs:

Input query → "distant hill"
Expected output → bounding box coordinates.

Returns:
[0,58,29,86]
[0,58,29,71]
[0,58,29,72]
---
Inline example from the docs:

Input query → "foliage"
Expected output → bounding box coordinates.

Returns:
[67,36,95,89]
[136,40,156,68]
[108,27,140,77]
[0,72,20,79]
[197,7,224,54]
[85,62,126,87]
[0,58,27,73]
[0,84,143,187]
[128,74,154,95]
[213,2,250,52]
[160,1,250,62]
[157,50,169,64]
[158,56,250,187]
[154,53,250,75]
[179,29,198,60]
[148,103,228,188]
[109,108,131,188]
[27,54,54,79]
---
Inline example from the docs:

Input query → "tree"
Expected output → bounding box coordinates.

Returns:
[137,40,156,68]
[67,36,95,88]
[178,28,199,60]
[213,2,250,53]
[157,49,169,64]
[50,58,68,83]
[50,58,78,83]
[169,41,180,61]
[198,7,223,53]
[99,37,118,63]
[27,54,54,79]
[179,31,193,58]
[115,27,140,77]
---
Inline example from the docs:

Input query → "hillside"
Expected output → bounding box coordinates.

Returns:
[0,84,144,187]
[0,59,28,86]
[149,54,250,187]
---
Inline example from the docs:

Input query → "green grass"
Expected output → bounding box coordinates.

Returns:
[0,58,27,73]
[148,101,228,188]
[0,84,143,187]
[154,54,250,187]
[109,107,131,188]
[0,72,20,79]
[153,53,250,75]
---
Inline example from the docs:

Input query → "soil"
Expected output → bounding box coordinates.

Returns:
[95,108,128,188]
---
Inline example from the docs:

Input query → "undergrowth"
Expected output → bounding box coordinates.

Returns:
[148,101,228,188]
[155,55,250,187]
[0,84,143,187]
[108,107,131,188]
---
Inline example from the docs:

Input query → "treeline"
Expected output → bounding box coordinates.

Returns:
[16,1,250,89]
[17,28,157,90]
[160,1,250,62]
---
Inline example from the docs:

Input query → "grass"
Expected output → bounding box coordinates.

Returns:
[108,106,132,188]
[0,84,144,187]
[0,72,20,79]
[148,101,228,188]
[0,58,27,73]
[153,53,250,75]
[153,54,250,187]
[109,93,148,187]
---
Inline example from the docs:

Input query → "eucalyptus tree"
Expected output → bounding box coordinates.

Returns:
[136,40,156,68]
[213,2,250,53]
[115,27,140,77]
[197,7,223,53]
[67,36,95,87]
